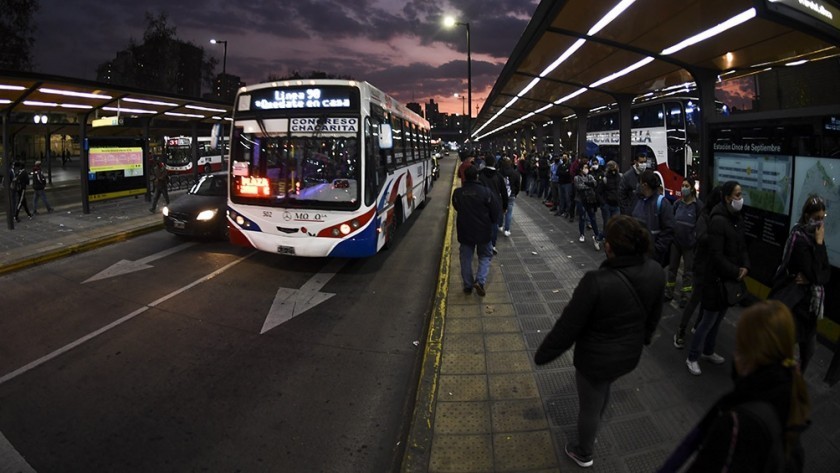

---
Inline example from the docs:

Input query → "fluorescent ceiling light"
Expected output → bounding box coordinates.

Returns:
[554,88,587,105]
[661,8,756,56]
[23,100,58,107]
[39,88,112,100]
[59,104,93,109]
[124,97,177,106]
[165,112,205,118]
[186,104,226,112]
[588,0,636,35]
[589,57,655,88]
[785,59,808,66]
[540,39,585,77]
[0,84,26,91]
[103,106,156,114]
[0,99,11,104]
[518,78,541,97]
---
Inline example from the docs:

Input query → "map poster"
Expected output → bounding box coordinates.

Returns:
[792,156,840,267]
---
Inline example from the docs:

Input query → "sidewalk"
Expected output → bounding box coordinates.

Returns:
[403,186,840,472]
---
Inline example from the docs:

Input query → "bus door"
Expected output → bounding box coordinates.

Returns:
[664,101,688,196]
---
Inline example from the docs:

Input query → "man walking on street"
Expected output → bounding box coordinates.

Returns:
[31,161,54,214]
[13,161,33,222]
[452,165,501,296]
[150,158,170,213]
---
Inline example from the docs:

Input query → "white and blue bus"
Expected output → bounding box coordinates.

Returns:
[226,80,433,257]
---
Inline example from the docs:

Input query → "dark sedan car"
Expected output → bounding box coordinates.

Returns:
[163,173,228,239]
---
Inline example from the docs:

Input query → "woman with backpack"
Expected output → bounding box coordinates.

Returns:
[665,178,702,307]
[769,195,830,373]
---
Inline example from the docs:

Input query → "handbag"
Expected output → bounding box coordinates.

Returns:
[768,278,807,309]
[723,279,747,306]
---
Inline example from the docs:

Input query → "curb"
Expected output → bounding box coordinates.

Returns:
[0,222,163,277]
[400,164,458,472]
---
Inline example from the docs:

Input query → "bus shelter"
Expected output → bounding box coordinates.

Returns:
[0,70,232,229]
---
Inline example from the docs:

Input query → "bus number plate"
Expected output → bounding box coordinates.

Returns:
[277,245,296,255]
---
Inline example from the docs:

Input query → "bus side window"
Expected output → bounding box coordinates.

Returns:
[365,117,387,206]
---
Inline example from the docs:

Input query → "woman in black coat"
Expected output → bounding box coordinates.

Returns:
[771,195,830,373]
[686,180,749,376]
[660,301,811,472]
[535,215,665,468]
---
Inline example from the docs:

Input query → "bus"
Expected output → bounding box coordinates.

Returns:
[226,79,434,257]
[586,97,726,198]
[163,136,226,175]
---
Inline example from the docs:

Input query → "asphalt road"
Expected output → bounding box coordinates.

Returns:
[0,162,454,472]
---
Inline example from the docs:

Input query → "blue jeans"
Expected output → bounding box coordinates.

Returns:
[558,183,572,215]
[577,202,600,238]
[688,308,727,361]
[33,189,52,212]
[503,195,516,232]
[460,242,493,289]
[599,203,620,238]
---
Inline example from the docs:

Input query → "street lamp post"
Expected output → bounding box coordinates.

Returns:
[444,16,471,138]
[210,39,228,76]
[454,93,465,116]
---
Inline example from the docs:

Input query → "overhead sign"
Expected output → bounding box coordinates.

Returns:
[290,117,358,133]
[247,86,358,111]
[92,116,123,128]
[766,0,840,34]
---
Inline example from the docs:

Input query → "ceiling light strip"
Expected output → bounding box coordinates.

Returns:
[39,88,112,100]
[103,106,156,114]
[660,8,756,55]
[165,112,205,118]
[0,84,26,91]
[23,101,58,107]
[186,105,226,112]
[589,56,654,88]
[124,97,178,106]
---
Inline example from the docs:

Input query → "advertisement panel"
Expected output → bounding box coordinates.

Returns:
[87,139,147,202]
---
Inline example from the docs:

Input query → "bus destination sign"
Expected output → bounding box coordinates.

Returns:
[252,87,352,110]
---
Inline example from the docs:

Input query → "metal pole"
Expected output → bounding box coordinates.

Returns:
[466,22,471,138]
[222,41,227,76]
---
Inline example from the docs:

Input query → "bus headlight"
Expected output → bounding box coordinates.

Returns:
[196,209,218,221]
[235,215,246,226]
[339,223,351,235]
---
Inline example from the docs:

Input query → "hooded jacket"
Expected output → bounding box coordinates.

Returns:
[702,201,750,311]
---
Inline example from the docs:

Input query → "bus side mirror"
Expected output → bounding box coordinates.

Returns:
[379,124,393,149]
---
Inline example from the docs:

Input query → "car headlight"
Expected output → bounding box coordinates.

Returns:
[162,206,169,217]
[196,209,218,221]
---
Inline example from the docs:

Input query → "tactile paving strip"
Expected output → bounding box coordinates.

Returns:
[545,396,579,427]
[535,370,577,396]
[604,389,646,419]
[514,302,548,316]
[607,416,666,451]
[518,316,554,331]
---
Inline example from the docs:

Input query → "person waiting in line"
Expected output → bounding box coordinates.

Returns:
[548,155,561,212]
[674,186,722,349]
[660,301,811,472]
[31,160,54,214]
[630,170,675,267]
[457,153,476,185]
[452,165,501,297]
[554,153,573,219]
[149,158,170,213]
[574,162,602,251]
[13,161,33,222]
[596,160,622,235]
[536,216,665,469]
[477,154,508,255]
[619,152,649,215]
[536,154,550,201]
[665,178,702,306]
[769,195,830,374]
[686,180,750,376]
[499,157,520,238]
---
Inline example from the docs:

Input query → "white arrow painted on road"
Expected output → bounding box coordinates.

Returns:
[83,242,197,283]
[261,258,348,334]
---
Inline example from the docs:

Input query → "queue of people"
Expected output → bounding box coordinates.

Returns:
[3,160,53,222]
[452,148,828,470]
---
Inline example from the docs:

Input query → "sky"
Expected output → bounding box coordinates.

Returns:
[31,0,539,116]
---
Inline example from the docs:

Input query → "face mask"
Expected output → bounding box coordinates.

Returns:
[807,218,824,231]
[730,197,744,212]
[681,186,691,196]
[591,164,599,170]
[635,162,647,172]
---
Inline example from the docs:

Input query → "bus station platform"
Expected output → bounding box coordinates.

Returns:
[401,176,840,472]
[1,162,839,472]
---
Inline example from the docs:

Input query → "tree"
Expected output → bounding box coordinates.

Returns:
[0,0,40,71]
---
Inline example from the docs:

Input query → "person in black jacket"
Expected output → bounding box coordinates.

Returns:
[499,157,520,237]
[661,301,810,472]
[478,154,508,254]
[452,165,501,296]
[686,180,750,376]
[31,161,54,214]
[631,170,675,266]
[770,195,831,373]
[535,215,665,468]
[13,161,33,222]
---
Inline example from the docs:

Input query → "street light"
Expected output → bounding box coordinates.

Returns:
[443,16,471,138]
[210,39,228,75]
[453,93,465,116]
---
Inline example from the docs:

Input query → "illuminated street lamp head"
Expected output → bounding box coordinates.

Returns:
[443,16,458,28]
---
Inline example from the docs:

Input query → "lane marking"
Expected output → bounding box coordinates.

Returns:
[260,258,348,334]
[0,251,256,386]
[83,242,197,283]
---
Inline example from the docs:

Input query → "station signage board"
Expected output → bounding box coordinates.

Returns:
[765,0,840,39]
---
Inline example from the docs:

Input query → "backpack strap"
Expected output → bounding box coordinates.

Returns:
[656,194,664,215]
[613,269,646,317]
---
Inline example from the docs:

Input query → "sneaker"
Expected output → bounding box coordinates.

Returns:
[579,235,585,242]
[473,282,486,297]
[592,236,600,251]
[686,359,702,376]
[503,230,511,237]
[701,353,725,364]
[492,246,498,255]
[564,443,593,468]
[498,226,504,231]
[673,330,686,349]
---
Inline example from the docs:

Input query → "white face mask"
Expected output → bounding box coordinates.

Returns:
[635,162,647,172]
[731,197,744,212]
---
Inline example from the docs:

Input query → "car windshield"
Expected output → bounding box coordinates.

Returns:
[190,175,226,196]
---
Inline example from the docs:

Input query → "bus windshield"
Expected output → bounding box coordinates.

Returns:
[230,128,360,210]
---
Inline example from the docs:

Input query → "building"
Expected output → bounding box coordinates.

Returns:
[406,102,423,118]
